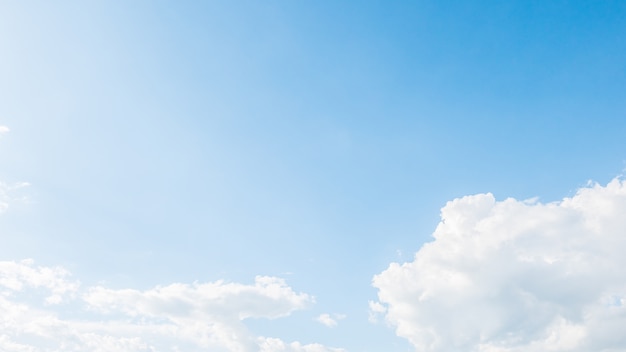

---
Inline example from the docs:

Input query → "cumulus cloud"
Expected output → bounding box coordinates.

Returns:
[315,313,346,328]
[0,260,343,352]
[0,258,79,304]
[367,300,386,323]
[372,178,626,352]
[0,125,9,134]
[259,338,345,352]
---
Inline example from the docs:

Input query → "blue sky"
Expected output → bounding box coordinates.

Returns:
[1,1,626,351]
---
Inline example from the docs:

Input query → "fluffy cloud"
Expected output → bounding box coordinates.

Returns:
[0,258,78,304]
[0,125,9,134]
[0,260,343,352]
[372,178,626,352]
[258,338,345,352]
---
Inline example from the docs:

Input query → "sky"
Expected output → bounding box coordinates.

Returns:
[1,1,626,351]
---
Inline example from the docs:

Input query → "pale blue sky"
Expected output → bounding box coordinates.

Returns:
[1,1,626,351]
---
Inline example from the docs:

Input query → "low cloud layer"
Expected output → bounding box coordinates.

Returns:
[373,178,626,351]
[0,260,343,352]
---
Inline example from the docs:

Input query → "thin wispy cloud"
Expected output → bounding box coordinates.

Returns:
[315,313,346,328]
[372,178,626,351]
[0,181,31,213]
[0,126,9,134]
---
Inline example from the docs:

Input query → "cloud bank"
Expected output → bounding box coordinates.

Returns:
[0,260,343,352]
[373,178,626,352]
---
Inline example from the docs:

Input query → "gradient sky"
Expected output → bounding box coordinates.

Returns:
[1,1,626,351]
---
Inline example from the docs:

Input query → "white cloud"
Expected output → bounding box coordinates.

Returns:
[0,260,344,352]
[367,300,386,323]
[259,338,345,352]
[315,313,346,328]
[0,258,79,304]
[372,178,626,352]
[316,314,337,328]
[0,126,9,134]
